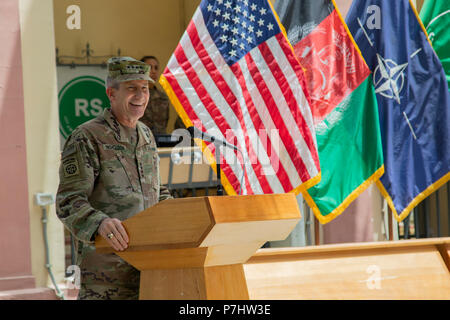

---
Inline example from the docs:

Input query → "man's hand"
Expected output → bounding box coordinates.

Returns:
[98,218,129,251]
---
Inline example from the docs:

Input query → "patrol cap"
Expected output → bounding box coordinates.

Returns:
[107,56,155,83]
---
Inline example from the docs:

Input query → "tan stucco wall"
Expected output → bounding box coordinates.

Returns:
[19,0,65,288]
[53,0,200,132]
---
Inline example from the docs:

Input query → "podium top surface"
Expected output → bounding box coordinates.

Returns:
[95,194,301,253]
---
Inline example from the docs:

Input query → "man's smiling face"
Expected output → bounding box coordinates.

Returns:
[107,80,150,127]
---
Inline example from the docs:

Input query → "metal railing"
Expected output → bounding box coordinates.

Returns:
[399,181,450,239]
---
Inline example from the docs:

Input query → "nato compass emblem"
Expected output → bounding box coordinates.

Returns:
[373,54,408,104]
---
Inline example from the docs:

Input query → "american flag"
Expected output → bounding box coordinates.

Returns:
[160,0,320,195]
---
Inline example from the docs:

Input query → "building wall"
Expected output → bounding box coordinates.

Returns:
[0,0,443,300]
[53,0,200,132]
[19,0,65,288]
[0,0,35,292]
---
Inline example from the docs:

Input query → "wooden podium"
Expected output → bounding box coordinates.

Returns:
[95,194,301,300]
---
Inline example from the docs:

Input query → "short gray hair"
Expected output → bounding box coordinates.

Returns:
[105,76,120,89]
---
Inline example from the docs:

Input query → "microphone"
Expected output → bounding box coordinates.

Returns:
[186,126,246,196]
[187,126,239,151]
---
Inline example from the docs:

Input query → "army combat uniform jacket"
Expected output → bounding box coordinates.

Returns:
[139,85,170,135]
[56,108,172,300]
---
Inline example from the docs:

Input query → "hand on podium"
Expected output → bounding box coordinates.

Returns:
[97,218,129,251]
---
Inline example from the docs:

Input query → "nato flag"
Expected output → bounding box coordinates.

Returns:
[346,0,450,221]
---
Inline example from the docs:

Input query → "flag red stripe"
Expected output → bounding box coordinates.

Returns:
[245,50,311,183]
[274,33,320,170]
[162,69,198,127]
[163,67,243,191]
[259,38,320,172]
[231,62,294,192]
[172,47,252,193]
[274,33,313,108]
[187,22,273,194]
[275,33,320,171]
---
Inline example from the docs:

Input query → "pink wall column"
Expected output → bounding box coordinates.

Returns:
[0,0,35,291]
[322,188,374,243]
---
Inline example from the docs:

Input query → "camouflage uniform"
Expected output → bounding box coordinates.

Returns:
[140,85,187,135]
[56,107,172,300]
[139,86,170,135]
[174,113,186,131]
[56,57,171,299]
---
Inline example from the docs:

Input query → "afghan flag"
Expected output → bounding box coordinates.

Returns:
[274,0,384,224]
[420,0,450,91]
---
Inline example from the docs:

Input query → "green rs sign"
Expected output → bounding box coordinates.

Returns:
[59,75,109,138]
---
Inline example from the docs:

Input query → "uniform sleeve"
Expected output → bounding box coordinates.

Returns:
[159,183,173,202]
[56,130,109,244]
[157,159,172,202]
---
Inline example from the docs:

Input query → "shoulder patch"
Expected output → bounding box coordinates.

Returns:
[61,144,82,178]
[61,144,76,158]
[62,155,80,178]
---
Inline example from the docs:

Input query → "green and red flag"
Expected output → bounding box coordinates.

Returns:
[420,0,450,91]
[274,0,384,223]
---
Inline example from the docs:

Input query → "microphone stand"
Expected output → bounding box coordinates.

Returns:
[214,140,224,196]
[187,127,236,197]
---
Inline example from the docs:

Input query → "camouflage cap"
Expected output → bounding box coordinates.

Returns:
[107,56,155,83]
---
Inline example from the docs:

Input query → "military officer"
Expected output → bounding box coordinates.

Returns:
[56,56,172,300]
[139,55,185,135]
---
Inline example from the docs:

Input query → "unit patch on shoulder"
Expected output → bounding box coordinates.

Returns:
[62,145,80,178]
[63,157,80,178]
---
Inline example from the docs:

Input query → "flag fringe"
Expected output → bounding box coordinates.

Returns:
[293,2,384,225]
[290,172,321,195]
[303,165,385,224]
[376,171,450,222]
[159,74,193,129]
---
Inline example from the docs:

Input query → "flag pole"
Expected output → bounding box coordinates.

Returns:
[215,144,224,196]
[314,216,320,246]
[388,207,394,241]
